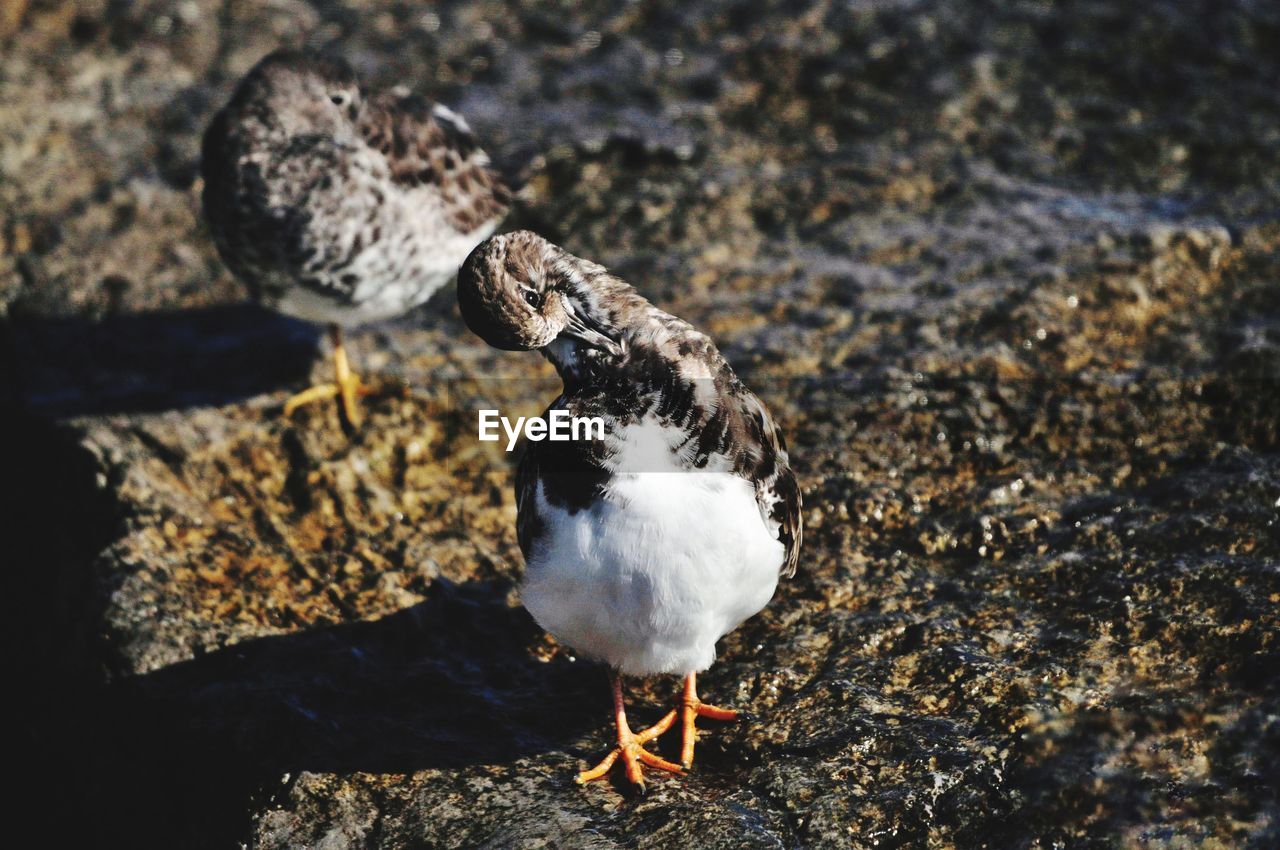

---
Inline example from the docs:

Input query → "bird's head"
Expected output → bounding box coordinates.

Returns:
[232,50,363,137]
[457,231,623,357]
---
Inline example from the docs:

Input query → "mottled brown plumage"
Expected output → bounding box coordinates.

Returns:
[358,90,511,235]
[201,49,509,328]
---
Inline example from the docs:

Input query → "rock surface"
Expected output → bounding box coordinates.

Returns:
[4,1,1279,848]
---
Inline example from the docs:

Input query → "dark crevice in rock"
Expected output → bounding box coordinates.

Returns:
[4,413,128,846]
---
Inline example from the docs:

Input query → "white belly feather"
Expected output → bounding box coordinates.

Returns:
[520,471,784,676]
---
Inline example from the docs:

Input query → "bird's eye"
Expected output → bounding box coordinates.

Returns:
[522,288,543,309]
[330,93,347,106]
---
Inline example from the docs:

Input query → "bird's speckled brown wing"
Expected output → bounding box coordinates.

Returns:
[741,392,803,578]
[358,90,511,235]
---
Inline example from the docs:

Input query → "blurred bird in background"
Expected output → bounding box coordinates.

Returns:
[201,50,510,428]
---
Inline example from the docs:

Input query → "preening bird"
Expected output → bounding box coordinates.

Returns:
[458,231,802,790]
[201,50,510,427]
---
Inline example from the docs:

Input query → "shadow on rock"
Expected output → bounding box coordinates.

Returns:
[70,580,596,848]
[3,304,322,417]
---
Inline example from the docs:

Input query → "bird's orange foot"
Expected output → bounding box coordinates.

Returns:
[679,675,739,768]
[577,708,681,791]
[283,324,377,429]
[282,373,374,428]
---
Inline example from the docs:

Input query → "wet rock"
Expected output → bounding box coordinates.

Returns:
[5,1,1279,848]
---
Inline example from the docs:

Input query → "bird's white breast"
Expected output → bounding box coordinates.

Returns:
[520,469,784,676]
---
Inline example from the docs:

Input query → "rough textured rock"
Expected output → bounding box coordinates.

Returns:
[4,1,1279,848]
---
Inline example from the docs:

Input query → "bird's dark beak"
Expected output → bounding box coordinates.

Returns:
[562,308,623,357]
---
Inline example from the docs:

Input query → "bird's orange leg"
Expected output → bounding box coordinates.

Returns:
[283,324,373,428]
[679,672,739,769]
[577,673,682,791]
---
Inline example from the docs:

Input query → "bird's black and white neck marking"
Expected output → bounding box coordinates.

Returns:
[201,49,510,328]
[459,232,802,677]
